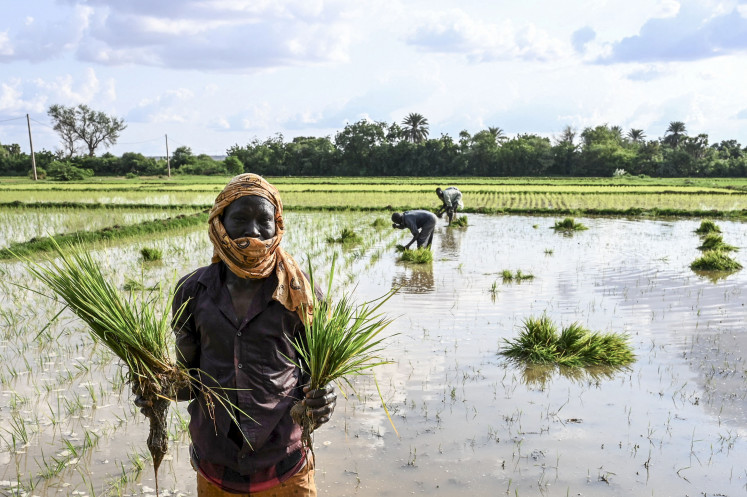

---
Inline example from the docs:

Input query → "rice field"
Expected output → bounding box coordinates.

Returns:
[0,177,746,496]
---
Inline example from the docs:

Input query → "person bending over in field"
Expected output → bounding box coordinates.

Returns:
[137,173,336,496]
[435,187,464,225]
[391,209,438,249]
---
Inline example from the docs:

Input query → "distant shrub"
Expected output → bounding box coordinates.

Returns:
[47,161,94,181]
[29,167,46,180]
[125,172,139,179]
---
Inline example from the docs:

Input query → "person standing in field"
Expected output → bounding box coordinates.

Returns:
[391,209,438,249]
[435,187,464,225]
[137,174,336,496]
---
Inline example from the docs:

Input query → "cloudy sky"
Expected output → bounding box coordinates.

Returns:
[1,0,747,157]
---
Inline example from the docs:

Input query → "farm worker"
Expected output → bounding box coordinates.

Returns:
[391,209,438,249]
[435,186,464,225]
[137,173,336,496]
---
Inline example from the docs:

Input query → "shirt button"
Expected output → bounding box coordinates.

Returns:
[238,363,243,369]
[237,331,242,337]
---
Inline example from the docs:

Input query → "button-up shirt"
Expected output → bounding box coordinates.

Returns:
[173,262,306,475]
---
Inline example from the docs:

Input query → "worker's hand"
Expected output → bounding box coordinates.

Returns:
[303,384,336,430]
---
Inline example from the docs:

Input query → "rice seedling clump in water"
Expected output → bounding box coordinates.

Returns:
[399,247,433,264]
[288,257,398,452]
[326,227,363,245]
[697,233,737,252]
[141,247,163,261]
[552,217,588,232]
[450,216,468,227]
[695,219,721,235]
[501,315,635,367]
[690,250,743,271]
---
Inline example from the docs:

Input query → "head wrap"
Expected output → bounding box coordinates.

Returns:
[208,173,313,322]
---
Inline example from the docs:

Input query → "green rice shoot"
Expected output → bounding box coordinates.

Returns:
[326,227,363,245]
[690,250,743,271]
[553,217,588,232]
[695,219,721,235]
[288,255,399,449]
[399,247,433,264]
[697,233,737,252]
[141,247,163,261]
[501,269,534,282]
[501,315,635,367]
[371,217,390,229]
[450,216,468,227]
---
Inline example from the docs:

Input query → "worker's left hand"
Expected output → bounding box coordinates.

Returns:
[303,383,336,430]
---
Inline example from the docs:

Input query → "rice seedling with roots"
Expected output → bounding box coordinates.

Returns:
[501,315,635,367]
[288,256,398,454]
[398,247,433,264]
[15,240,239,495]
[450,216,468,227]
[552,217,588,232]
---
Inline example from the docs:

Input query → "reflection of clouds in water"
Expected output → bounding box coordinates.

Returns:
[392,266,435,294]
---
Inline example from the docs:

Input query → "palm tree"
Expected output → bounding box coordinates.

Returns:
[664,121,687,148]
[487,126,507,144]
[401,113,430,143]
[627,128,646,143]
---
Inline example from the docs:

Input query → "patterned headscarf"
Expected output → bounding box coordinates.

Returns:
[208,173,313,322]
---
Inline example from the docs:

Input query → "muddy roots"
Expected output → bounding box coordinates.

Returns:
[291,401,314,450]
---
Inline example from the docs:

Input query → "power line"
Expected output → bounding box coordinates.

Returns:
[0,116,27,124]
[29,117,55,130]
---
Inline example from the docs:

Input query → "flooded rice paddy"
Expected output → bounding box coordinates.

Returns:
[1,212,746,496]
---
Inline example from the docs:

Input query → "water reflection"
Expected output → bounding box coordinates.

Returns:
[392,266,435,294]
[691,268,741,283]
[438,225,465,257]
[509,361,631,388]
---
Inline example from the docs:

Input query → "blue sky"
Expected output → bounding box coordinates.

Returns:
[1,0,747,157]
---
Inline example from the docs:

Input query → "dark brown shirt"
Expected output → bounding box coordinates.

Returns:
[173,262,305,474]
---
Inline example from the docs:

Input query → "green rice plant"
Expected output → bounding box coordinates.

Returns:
[371,217,389,229]
[690,250,743,271]
[502,270,534,282]
[140,247,163,262]
[697,233,737,252]
[326,228,363,245]
[288,255,398,452]
[399,247,433,264]
[14,240,242,494]
[552,217,588,232]
[450,216,468,227]
[501,315,635,367]
[695,219,721,235]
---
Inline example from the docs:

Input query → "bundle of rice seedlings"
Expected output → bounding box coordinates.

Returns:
[326,228,363,245]
[697,233,737,252]
[450,216,468,227]
[690,250,742,271]
[399,247,433,264]
[695,219,721,235]
[16,241,240,495]
[288,257,398,452]
[501,315,635,367]
[501,269,534,282]
[141,247,163,262]
[371,217,389,229]
[552,217,588,232]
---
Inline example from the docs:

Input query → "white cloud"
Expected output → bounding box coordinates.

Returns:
[0,32,13,56]
[406,9,569,62]
[128,88,196,123]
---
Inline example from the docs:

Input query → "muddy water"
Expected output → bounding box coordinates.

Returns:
[1,213,746,496]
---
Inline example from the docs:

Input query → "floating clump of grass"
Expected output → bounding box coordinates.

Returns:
[552,217,588,232]
[695,219,721,235]
[501,315,635,367]
[697,233,737,252]
[690,250,742,271]
[371,217,389,229]
[15,240,241,496]
[449,216,468,227]
[326,228,363,245]
[501,269,534,282]
[399,247,433,264]
[141,247,163,262]
[288,255,398,455]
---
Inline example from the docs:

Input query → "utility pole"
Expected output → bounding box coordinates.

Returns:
[26,114,38,181]
[165,134,171,178]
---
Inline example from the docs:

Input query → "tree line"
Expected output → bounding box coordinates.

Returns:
[1,109,746,179]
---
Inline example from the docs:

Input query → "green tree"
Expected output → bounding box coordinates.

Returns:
[627,129,646,143]
[401,113,430,144]
[663,121,687,148]
[224,156,244,175]
[171,146,195,169]
[335,120,387,175]
[47,104,127,157]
